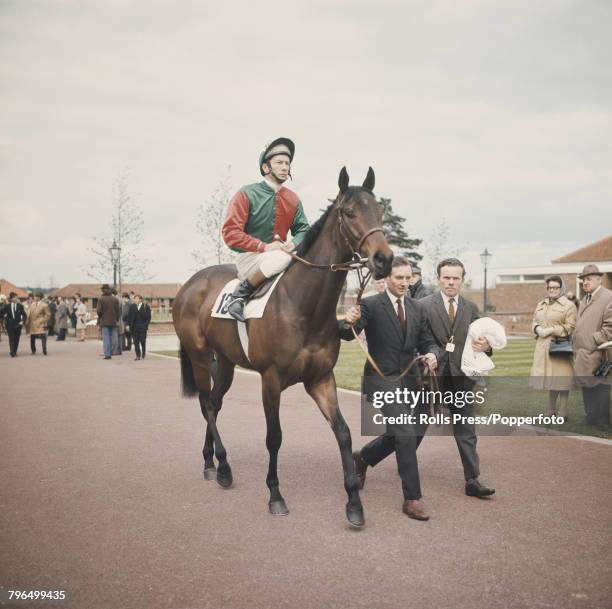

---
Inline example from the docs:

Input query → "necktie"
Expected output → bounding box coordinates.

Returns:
[396,298,406,337]
[448,298,456,325]
[12,303,16,318]
[586,294,592,305]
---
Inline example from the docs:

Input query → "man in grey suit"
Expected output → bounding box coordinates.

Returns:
[419,258,495,498]
[341,257,438,520]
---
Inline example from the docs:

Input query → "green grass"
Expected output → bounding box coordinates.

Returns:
[154,339,610,438]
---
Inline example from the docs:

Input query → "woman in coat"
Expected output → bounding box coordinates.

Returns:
[529,276,577,421]
[74,293,88,341]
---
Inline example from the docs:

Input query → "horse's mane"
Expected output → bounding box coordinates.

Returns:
[294,201,335,258]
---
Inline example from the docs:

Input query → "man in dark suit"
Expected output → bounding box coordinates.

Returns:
[419,257,495,498]
[2,292,27,357]
[127,294,151,361]
[340,257,438,520]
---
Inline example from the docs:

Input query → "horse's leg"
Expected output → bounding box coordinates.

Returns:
[201,353,230,480]
[262,370,288,515]
[305,373,365,528]
[203,353,235,483]
[194,354,233,489]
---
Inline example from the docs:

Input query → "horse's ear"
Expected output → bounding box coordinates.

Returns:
[338,166,349,193]
[362,166,375,191]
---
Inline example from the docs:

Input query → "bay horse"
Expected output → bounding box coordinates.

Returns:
[172,167,393,527]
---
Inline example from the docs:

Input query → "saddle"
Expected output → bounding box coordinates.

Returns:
[251,275,278,301]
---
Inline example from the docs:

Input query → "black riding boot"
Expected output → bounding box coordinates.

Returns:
[226,270,267,322]
[226,279,255,322]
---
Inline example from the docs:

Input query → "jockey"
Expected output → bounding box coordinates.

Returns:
[222,137,310,322]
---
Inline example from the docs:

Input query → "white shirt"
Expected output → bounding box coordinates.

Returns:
[440,291,460,316]
[585,285,601,304]
[385,289,405,311]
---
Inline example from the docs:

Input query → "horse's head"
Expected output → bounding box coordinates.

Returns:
[335,166,394,279]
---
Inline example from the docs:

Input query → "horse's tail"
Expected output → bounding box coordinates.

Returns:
[179,343,199,397]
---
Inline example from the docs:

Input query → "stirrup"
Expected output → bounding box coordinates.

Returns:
[226,297,247,322]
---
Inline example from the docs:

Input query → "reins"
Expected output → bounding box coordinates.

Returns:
[289,202,437,386]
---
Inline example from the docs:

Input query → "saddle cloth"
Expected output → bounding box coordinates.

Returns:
[211,273,284,321]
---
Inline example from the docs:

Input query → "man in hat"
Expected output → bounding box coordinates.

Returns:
[96,284,120,360]
[574,264,612,429]
[221,137,310,322]
[409,264,431,300]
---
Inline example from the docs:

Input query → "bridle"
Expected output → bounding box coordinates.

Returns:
[291,192,435,384]
[290,192,384,274]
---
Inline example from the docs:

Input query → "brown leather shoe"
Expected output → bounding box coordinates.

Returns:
[402,499,430,521]
[353,451,368,490]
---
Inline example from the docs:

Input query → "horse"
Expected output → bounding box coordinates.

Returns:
[172,167,393,527]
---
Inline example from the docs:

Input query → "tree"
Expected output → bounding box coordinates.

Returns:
[378,198,422,263]
[192,166,235,267]
[86,169,152,287]
[423,218,466,286]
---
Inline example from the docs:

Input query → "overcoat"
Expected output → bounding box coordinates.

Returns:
[75,302,88,329]
[529,296,576,390]
[574,287,612,386]
[56,302,69,330]
[26,301,50,335]
[96,293,120,326]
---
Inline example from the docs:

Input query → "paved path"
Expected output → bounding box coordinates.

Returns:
[1,339,610,609]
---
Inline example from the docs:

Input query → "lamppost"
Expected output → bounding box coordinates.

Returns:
[480,247,492,314]
[109,240,121,290]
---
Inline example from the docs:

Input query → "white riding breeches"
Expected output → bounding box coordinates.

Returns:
[235,250,292,280]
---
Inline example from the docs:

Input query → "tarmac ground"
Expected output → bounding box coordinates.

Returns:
[1,337,610,609]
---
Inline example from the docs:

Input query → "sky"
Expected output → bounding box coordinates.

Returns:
[1,0,610,289]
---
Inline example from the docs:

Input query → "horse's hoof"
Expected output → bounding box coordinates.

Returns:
[269,500,289,516]
[203,467,216,481]
[346,505,365,528]
[216,466,233,488]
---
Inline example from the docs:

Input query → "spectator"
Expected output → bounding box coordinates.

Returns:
[2,292,27,357]
[127,294,151,361]
[74,293,87,342]
[96,284,120,360]
[565,291,580,309]
[68,297,77,336]
[529,276,577,422]
[111,288,122,356]
[121,293,132,351]
[56,297,69,341]
[0,294,6,342]
[47,296,57,336]
[372,278,386,294]
[26,292,50,355]
[409,264,432,299]
[574,265,612,429]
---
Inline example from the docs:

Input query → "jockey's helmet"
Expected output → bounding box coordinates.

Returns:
[259,137,295,175]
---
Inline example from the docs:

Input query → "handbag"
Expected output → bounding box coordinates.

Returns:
[594,359,612,378]
[594,340,612,377]
[549,337,573,356]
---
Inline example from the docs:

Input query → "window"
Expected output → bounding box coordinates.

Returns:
[523,274,545,281]
[498,275,521,282]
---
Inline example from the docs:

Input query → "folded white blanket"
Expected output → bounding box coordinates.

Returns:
[461,317,507,377]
